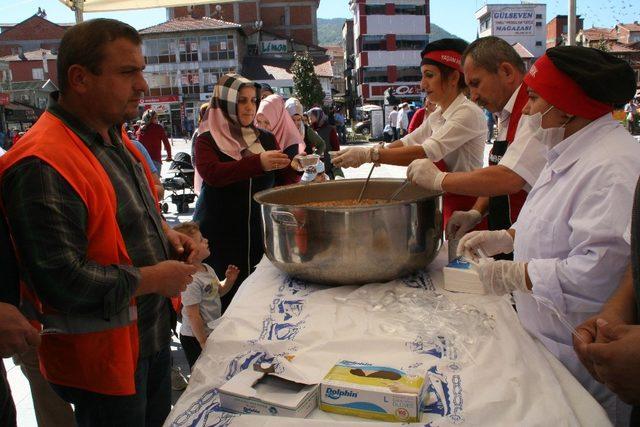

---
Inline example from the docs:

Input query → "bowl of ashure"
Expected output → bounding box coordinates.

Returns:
[254,178,443,285]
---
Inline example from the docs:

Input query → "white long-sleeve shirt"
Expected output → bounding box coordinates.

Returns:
[400,93,485,172]
[497,85,547,191]
[396,108,409,130]
[388,110,398,128]
[513,115,640,426]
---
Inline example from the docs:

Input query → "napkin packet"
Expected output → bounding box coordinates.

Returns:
[443,257,485,294]
[219,359,318,418]
[319,360,430,423]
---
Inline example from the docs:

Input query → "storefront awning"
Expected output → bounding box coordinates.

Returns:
[4,103,38,122]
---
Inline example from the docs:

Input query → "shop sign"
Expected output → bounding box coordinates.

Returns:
[0,93,8,106]
[370,85,421,97]
[492,6,536,36]
[261,40,288,54]
[139,95,180,104]
[151,103,171,114]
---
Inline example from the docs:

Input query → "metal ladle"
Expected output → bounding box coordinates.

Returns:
[387,179,410,202]
[356,163,376,204]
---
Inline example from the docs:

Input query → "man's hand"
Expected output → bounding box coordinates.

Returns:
[406,159,446,191]
[260,151,290,171]
[138,261,198,298]
[331,147,372,168]
[225,265,240,285]
[588,321,640,405]
[0,302,40,358]
[165,227,199,263]
[446,210,483,240]
[164,156,173,162]
[457,229,514,261]
[475,259,529,295]
[574,314,625,382]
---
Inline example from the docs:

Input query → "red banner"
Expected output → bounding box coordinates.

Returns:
[0,93,9,106]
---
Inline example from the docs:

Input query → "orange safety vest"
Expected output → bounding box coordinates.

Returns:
[0,111,159,396]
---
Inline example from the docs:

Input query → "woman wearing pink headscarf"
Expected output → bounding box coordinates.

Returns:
[255,94,305,185]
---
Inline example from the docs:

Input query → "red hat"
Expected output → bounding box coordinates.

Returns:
[423,50,463,73]
[524,53,613,120]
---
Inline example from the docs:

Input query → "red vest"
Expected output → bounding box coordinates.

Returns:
[0,111,158,395]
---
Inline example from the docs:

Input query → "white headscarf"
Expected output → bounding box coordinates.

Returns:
[285,97,305,136]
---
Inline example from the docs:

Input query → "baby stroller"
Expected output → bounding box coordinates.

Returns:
[161,152,197,214]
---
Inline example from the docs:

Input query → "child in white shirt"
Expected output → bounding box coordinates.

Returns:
[173,222,239,369]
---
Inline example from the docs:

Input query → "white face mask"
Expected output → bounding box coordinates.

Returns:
[520,106,570,149]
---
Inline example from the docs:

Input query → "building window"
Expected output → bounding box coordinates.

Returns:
[536,14,543,19]
[200,35,235,61]
[535,41,542,46]
[361,35,386,51]
[201,67,236,93]
[536,22,542,27]
[144,67,179,96]
[395,4,426,15]
[178,37,199,62]
[396,35,429,50]
[180,69,201,95]
[364,4,385,15]
[480,17,490,32]
[396,66,421,82]
[362,67,387,83]
[32,68,44,80]
[143,38,175,64]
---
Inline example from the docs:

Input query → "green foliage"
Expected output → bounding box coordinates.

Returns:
[317,18,346,46]
[291,51,325,109]
[596,39,610,52]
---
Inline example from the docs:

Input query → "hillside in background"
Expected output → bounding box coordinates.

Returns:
[316,18,462,46]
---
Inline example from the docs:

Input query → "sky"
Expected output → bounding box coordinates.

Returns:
[1,0,639,42]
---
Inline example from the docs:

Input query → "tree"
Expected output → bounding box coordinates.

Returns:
[291,51,325,109]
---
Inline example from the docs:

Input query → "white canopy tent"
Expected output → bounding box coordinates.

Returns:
[59,0,237,22]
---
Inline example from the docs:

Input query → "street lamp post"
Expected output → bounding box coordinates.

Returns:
[254,20,263,55]
[568,0,577,46]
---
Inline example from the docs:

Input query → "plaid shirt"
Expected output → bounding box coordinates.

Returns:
[1,92,172,357]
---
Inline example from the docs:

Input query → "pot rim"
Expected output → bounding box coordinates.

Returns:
[254,178,443,212]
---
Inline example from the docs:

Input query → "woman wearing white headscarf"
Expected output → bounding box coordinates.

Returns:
[285,98,326,156]
[193,74,290,311]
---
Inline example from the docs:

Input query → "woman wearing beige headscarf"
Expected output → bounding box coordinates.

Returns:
[193,74,290,311]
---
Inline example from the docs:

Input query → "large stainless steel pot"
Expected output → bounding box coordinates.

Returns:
[254,178,443,285]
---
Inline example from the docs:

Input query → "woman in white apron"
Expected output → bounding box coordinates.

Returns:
[457,46,639,427]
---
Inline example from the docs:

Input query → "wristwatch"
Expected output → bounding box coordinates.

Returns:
[371,145,381,163]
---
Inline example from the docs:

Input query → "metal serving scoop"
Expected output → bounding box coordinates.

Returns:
[387,179,410,202]
[356,163,376,204]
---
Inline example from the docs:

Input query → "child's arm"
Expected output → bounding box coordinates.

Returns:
[183,304,208,348]
[219,265,240,297]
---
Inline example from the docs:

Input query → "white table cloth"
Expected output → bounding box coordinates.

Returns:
[165,246,611,427]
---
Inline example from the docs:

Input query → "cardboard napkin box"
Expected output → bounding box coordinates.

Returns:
[443,257,485,294]
[319,360,429,423]
[219,362,319,418]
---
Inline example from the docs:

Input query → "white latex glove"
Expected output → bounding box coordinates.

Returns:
[457,229,514,262]
[331,147,372,168]
[476,259,529,296]
[446,209,483,240]
[406,158,446,191]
